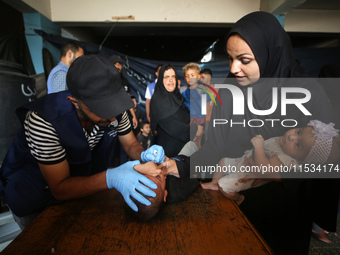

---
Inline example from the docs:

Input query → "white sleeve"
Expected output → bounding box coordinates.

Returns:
[145,86,152,99]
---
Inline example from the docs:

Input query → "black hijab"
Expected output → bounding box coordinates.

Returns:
[227,11,308,78]
[150,64,187,131]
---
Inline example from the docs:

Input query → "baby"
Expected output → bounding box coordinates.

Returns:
[124,162,167,221]
[202,120,340,205]
[124,158,199,221]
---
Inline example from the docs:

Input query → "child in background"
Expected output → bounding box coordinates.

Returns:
[138,121,153,150]
[202,120,340,206]
[200,69,216,124]
[181,63,210,149]
[181,63,211,125]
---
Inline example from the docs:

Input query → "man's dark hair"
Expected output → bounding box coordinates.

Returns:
[124,189,164,222]
[61,41,82,57]
[131,96,136,100]
[200,68,212,76]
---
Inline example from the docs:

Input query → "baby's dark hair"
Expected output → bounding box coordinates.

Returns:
[131,96,136,100]
[124,189,164,222]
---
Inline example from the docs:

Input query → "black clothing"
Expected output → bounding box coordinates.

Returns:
[155,108,197,157]
[227,11,308,79]
[166,155,199,204]
[316,64,340,233]
[150,64,197,157]
[318,64,340,115]
[150,65,183,131]
[189,11,340,255]
[138,134,152,150]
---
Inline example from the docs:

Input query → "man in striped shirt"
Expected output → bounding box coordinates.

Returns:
[0,55,165,230]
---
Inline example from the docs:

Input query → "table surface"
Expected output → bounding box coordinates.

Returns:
[2,187,273,255]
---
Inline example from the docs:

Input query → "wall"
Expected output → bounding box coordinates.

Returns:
[23,13,61,74]
[24,0,259,23]
[21,0,340,33]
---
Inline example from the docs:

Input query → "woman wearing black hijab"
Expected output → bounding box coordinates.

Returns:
[150,64,201,157]
[162,12,339,255]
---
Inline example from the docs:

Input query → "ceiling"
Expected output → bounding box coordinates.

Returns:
[297,0,340,10]
[3,0,340,62]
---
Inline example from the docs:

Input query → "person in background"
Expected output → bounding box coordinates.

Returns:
[0,55,165,230]
[200,68,212,84]
[109,55,139,164]
[177,79,181,90]
[109,55,130,93]
[138,121,153,150]
[181,63,211,125]
[200,68,215,144]
[47,41,84,94]
[200,68,216,124]
[129,96,143,138]
[150,64,203,157]
[109,55,138,130]
[181,63,210,149]
[145,64,162,123]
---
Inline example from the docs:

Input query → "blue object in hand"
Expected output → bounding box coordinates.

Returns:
[106,160,157,212]
[141,145,165,164]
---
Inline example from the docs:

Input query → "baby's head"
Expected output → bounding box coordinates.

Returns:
[124,172,167,221]
[280,120,340,164]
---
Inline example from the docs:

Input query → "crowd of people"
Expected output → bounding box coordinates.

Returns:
[0,11,339,255]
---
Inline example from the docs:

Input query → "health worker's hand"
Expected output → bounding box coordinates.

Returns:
[141,145,165,164]
[106,160,157,212]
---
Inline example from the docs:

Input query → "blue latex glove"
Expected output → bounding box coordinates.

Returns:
[141,145,165,164]
[106,160,157,212]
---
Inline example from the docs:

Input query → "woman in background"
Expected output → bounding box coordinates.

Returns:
[150,64,203,157]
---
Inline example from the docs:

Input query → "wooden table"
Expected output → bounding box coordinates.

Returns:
[2,187,273,255]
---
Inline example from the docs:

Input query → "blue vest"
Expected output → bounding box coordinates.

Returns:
[0,91,118,216]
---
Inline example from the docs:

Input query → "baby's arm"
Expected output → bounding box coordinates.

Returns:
[133,161,162,177]
[251,135,271,167]
[251,135,284,168]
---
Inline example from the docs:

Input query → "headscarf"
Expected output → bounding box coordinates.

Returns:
[150,64,187,131]
[227,11,308,78]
